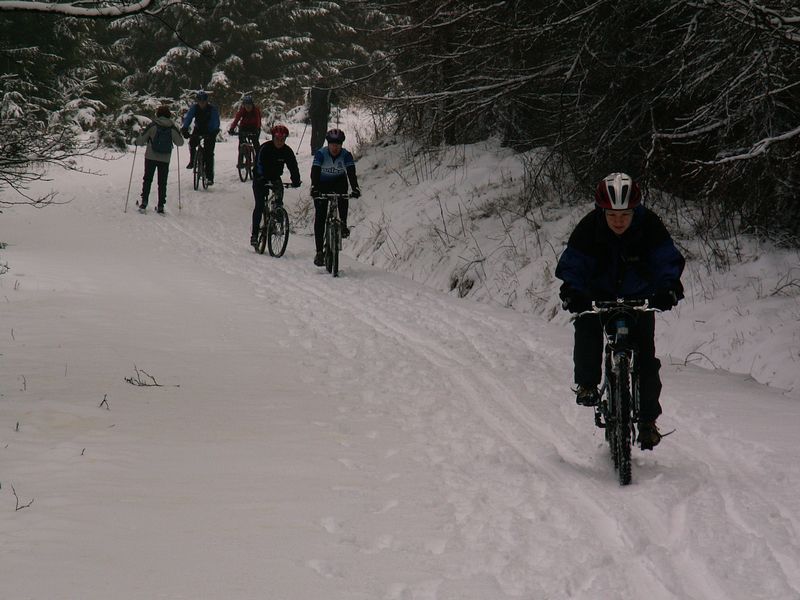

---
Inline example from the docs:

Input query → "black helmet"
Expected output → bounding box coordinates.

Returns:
[325,128,345,144]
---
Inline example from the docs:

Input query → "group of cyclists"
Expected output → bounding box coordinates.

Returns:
[138,91,685,456]
[176,90,360,268]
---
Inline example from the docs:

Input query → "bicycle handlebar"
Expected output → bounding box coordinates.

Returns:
[576,298,661,317]
[315,192,359,199]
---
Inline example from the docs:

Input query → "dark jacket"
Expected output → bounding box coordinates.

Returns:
[255,140,300,185]
[555,206,685,301]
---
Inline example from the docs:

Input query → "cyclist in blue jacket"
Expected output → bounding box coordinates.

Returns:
[555,172,685,449]
[310,128,360,266]
[181,90,221,185]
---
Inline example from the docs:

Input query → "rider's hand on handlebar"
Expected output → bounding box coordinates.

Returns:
[291,180,301,188]
[228,128,236,136]
[180,127,190,139]
[562,293,591,314]
[650,289,678,311]
[350,187,361,198]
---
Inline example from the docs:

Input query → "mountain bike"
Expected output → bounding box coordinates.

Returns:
[192,135,212,190]
[256,181,291,257]
[317,192,355,277]
[579,299,660,486]
[232,129,257,182]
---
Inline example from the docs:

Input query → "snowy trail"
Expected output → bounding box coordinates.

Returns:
[1,138,799,599]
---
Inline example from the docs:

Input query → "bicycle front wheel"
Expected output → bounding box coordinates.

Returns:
[193,155,201,190]
[267,207,290,257]
[257,208,268,254]
[325,222,339,276]
[612,357,633,486]
[237,147,248,182]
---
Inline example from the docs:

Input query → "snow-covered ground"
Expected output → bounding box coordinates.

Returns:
[1,116,799,600]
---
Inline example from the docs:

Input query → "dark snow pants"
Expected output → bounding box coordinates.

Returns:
[573,311,663,422]
[141,158,169,208]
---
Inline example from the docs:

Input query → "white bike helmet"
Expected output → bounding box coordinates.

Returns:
[595,172,641,209]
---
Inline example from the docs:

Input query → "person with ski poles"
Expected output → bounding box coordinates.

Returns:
[134,105,184,213]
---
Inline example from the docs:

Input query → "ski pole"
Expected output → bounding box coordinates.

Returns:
[124,145,138,213]
[296,121,308,156]
[176,145,182,212]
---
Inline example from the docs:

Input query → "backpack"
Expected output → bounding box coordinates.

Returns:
[150,124,174,154]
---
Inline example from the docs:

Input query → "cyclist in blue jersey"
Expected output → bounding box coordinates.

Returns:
[181,90,221,185]
[310,128,360,266]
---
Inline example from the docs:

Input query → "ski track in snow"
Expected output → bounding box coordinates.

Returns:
[2,139,799,599]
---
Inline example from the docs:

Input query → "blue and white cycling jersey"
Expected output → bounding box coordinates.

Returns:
[312,147,355,184]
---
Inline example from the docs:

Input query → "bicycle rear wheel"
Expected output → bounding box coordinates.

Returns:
[267,207,290,257]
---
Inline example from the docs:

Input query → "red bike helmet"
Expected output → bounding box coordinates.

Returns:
[271,124,289,138]
[595,172,641,210]
[325,128,345,144]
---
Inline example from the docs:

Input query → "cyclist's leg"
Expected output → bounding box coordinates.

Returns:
[140,158,157,207]
[252,178,267,239]
[204,136,216,181]
[573,314,603,388]
[313,196,327,253]
[189,132,200,166]
[634,312,662,422]
[338,194,349,227]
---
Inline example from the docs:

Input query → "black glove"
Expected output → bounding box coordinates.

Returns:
[562,293,591,314]
[180,128,189,139]
[310,186,320,199]
[291,180,301,188]
[228,128,236,136]
[650,289,678,311]
[350,187,361,198]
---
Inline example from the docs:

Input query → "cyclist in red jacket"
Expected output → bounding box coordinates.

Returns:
[228,95,262,165]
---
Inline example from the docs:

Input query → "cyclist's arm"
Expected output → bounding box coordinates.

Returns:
[181,105,196,130]
[287,148,301,186]
[346,164,359,192]
[209,106,221,133]
[230,110,241,131]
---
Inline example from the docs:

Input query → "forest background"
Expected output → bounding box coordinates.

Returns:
[1,0,799,252]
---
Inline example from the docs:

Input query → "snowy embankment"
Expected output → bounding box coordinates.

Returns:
[343,133,800,397]
[0,116,798,599]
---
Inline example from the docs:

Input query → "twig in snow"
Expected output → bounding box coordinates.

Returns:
[99,394,109,410]
[11,484,34,511]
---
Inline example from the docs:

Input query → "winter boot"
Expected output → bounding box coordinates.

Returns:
[575,385,600,407]
[637,421,662,450]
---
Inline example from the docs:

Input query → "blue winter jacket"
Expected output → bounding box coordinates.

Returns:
[555,206,685,301]
[181,103,221,135]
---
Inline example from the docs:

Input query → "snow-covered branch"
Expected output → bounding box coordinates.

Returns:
[0,0,180,17]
